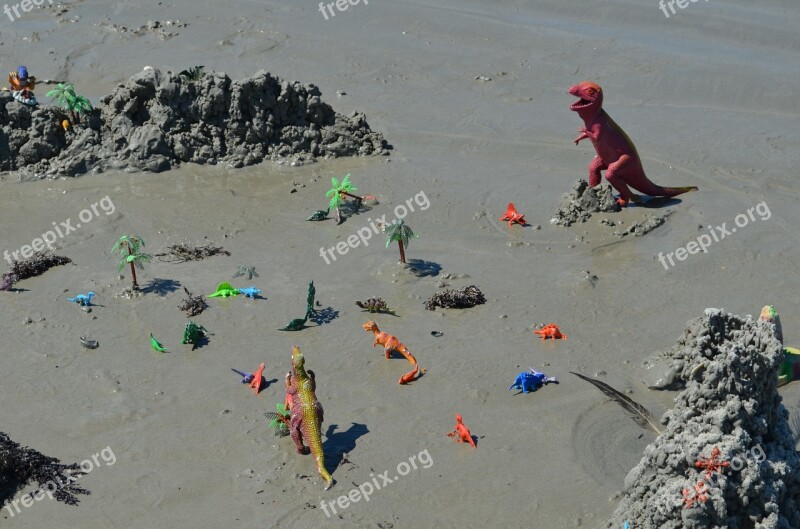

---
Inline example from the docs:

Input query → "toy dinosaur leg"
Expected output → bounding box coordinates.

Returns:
[290,415,310,454]
[588,155,606,187]
[604,155,639,206]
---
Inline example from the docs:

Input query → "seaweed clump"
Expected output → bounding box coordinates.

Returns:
[0,432,89,507]
[424,285,486,311]
[155,242,230,263]
[178,287,207,317]
[8,254,71,281]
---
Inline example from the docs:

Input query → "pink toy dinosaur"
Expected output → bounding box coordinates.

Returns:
[569,81,698,207]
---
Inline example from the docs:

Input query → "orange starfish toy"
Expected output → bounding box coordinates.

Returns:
[250,363,266,395]
[499,202,526,226]
[534,324,567,340]
[694,446,729,479]
[362,321,423,384]
[447,414,476,448]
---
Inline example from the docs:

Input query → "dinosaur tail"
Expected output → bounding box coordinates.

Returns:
[313,451,333,490]
[660,186,699,197]
[399,364,421,385]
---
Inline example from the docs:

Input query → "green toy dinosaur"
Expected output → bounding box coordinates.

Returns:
[182,321,208,349]
[208,282,240,298]
[280,281,316,331]
[286,345,333,490]
[150,334,168,353]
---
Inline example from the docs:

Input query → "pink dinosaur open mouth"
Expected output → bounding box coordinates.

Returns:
[570,97,593,110]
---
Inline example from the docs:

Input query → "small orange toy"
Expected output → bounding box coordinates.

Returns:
[682,481,709,508]
[362,321,424,384]
[447,414,476,448]
[694,446,729,479]
[534,324,567,340]
[499,202,526,226]
[250,363,266,395]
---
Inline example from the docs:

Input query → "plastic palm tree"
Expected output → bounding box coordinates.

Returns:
[112,235,152,290]
[46,83,92,124]
[384,220,417,264]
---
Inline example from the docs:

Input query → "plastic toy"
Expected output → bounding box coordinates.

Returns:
[112,235,151,291]
[694,446,729,479]
[285,346,333,490]
[499,202,526,226]
[250,363,266,395]
[208,282,239,298]
[682,481,709,508]
[306,208,329,221]
[355,298,394,314]
[231,368,254,384]
[384,219,417,264]
[8,66,37,106]
[80,336,99,349]
[46,82,92,125]
[362,321,422,384]
[446,414,476,448]
[0,273,13,291]
[232,266,258,280]
[570,81,697,207]
[238,287,261,299]
[325,174,376,224]
[759,305,800,387]
[534,323,567,340]
[182,321,208,349]
[265,402,291,437]
[150,334,168,353]
[67,291,94,306]
[280,281,315,331]
[509,368,558,394]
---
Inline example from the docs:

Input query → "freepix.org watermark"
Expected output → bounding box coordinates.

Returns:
[3,195,115,266]
[319,190,430,265]
[4,0,54,22]
[320,449,433,517]
[318,0,367,21]
[3,446,117,518]
[658,0,709,19]
[657,201,770,270]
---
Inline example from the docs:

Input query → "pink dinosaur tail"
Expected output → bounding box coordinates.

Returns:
[660,186,699,197]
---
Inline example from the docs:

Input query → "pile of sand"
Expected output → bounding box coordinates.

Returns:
[608,309,800,529]
[0,68,390,176]
[549,179,619,226]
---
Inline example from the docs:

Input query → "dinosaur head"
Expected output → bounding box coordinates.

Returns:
[455,414,463,423]
[291,345,305,369]
[759,305,783,343]
[362,321,378,333]
[569,81,603,119]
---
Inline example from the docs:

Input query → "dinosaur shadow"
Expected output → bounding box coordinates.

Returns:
[632,196,682,209]
[256,378,279,392]
[185,334,210,351]
[322,423,369,472]
[141,278,182,296]
[406,259,442,278]
[309,307,339,325]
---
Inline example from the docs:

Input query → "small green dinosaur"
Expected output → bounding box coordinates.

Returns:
[182,321,208,349]
[280,281,316,331]
[208,281,240,298]
[150,334,168,353]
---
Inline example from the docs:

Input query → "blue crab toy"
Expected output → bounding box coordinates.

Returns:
[237,287,262,299]
[68,291,94,306]
[509,368,558,394]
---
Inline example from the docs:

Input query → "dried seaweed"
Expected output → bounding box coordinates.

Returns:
[0,432,89,507]
[178,287,207,317]
[155,242,230,263]
[424,285,486,311]
[8,254,71,281]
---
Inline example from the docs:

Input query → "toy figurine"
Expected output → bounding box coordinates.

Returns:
[325,174,376,224]
[499,202,527,226]
[355,297,395,314]
[250,363,266,395]
[112,235,151,291]
[231,368,254,384]
[182,321,208,349]
[150,334,168,353]
[362,321,423,384]
[509,368,558,394]
[534,323,567,340]
[384,220,417,264]
[447,414,477,448]
[280,281,315,331]
[67,292,94,306]
[208,282,240,298]
[265,402,291,437]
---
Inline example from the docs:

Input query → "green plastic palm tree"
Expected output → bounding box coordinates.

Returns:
[384,220,418,264]
[46,83,92,124]
[112,235,152,290]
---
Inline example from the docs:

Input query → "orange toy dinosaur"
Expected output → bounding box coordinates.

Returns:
[250,363,266,395]
[499,202,526,226]
[447,414,476,448]
[534,323,567,340]
[362,321,423,384]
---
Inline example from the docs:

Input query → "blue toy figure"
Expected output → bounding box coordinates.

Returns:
[67,291,94,306]
[509,368,558,394]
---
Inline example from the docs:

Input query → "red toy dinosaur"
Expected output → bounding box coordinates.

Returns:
[570,81,698,207]
[250,363,266,395]
[447,414,476,448]
[499,203,526,226]
[362,321,422,384]
[534,323,567,340]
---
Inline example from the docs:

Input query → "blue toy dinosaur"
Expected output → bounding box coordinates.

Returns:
[509,368,558,394]
[231,368,255,384]
[67,292,94,306]
[237,287,262,299]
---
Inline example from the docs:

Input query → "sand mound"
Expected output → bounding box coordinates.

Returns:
[607,309,800,529]
[550,179,620,226]
[0,68,390,176]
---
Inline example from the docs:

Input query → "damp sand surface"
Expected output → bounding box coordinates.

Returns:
[2,1,800,528]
